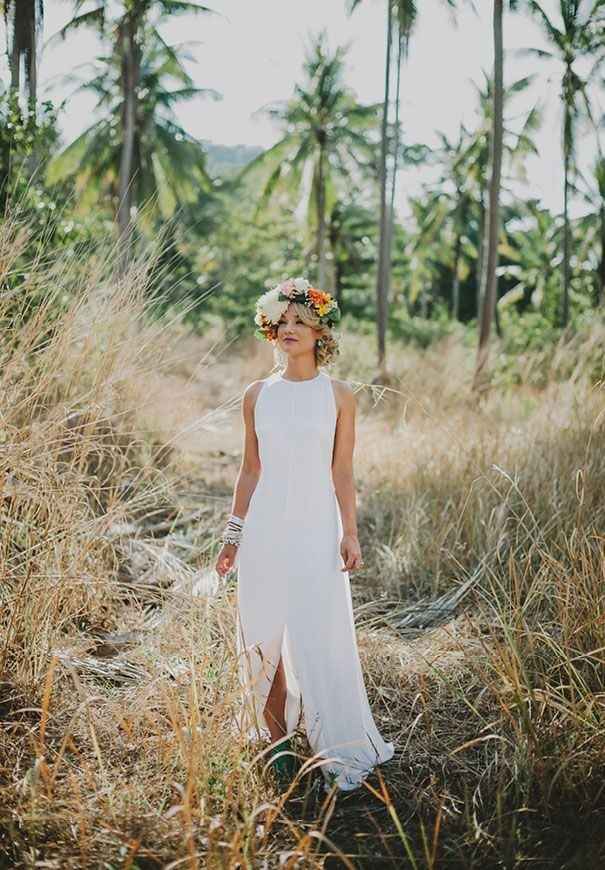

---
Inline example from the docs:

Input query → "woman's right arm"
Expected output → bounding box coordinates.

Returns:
[230,381,263,518]
[215,381,263,576]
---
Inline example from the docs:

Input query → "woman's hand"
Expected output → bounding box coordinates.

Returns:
[215,543,238,577]
[340,534,364,572]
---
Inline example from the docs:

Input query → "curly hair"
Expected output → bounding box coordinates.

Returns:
[271,301,341,369]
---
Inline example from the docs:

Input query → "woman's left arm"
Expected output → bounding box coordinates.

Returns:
[331,382,363,572]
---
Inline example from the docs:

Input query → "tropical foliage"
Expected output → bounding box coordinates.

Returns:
[0,0,604,370]
[235,32,381,291]
[46,27,216,228]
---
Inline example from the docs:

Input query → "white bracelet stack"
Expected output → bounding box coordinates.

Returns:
[221,513,245,547]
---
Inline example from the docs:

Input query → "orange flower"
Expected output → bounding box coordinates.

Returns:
[308,288,331,306]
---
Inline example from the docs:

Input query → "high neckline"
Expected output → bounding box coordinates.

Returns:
[278,370,322,383]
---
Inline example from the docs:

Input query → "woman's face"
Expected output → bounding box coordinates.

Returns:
[276,304,320,356]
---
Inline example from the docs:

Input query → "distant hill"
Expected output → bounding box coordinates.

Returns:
[201,140,264,179]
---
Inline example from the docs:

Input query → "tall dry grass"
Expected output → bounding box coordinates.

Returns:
[332,327,605,863]
[2,209,605,867]
[337,330,605,604]
[1,215,181,685]
[1,215,373,867]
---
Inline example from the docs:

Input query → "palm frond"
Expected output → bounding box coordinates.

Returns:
[524,0,564,48]
[45,6,105,48]
[156,0,220,17]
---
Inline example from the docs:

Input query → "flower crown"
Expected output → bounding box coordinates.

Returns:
[253,276,341,342]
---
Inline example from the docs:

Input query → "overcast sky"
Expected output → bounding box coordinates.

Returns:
[4,0,604,219]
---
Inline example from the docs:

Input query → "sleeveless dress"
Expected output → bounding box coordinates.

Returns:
[234,369,394,793]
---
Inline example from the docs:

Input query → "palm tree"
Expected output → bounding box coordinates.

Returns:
[416,127,476,321]
[498,200,600,322]
[46,29,216,226]
[237,32,381,291]
[473,0,508,393]
[51,0,217,267]
[347,0,421,376]
[592,156,605,307]
[519,0,605,327]
[385,13,404,315]
[573,156,605,306]
[3,0,43,107]
[497,202,563,318]
[465,70,541,317]
[328,200,380,309]
[348,0,466,375]
[405,194,449,316]
[473,0,567,391]
[411,78,538,326]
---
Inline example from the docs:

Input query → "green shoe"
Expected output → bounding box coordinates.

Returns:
[267,736,291,764]
[268,737,298,786]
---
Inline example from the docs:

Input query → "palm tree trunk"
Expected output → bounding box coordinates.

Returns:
[117,14,139,272]
[385,16,403,314]
[562,104,571,327]
[452,232,461,321]
[376,0,393,375]
[494,295,502,337]
[599,203,605,307]
[452,191,465,321]
[328,216,344,308]
[473,0,503,394]
[6,0,40,107]
[476,182,486,318]
[335,258,343,309]
[316,141,328,289]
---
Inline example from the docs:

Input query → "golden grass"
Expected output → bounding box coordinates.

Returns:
[2,213,605,867]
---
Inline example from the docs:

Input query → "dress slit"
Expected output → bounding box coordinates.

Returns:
[281,622,304,736]
[236,617,303,740]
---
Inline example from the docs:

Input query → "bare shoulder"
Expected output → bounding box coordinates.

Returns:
[242,378,267,412]
[327,376,356,416]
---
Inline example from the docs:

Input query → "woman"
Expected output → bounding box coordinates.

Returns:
[215,276,394,794]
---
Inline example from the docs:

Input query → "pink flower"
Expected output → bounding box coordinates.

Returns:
[279,278,297,298]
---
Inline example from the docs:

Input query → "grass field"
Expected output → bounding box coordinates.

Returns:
[2,226,605,868]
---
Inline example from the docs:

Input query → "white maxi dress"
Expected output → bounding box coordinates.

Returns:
[234,369,394,792]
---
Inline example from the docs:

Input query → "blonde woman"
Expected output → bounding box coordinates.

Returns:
[215,277,394,794]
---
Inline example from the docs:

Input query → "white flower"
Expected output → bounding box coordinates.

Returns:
[256,287,289,323]
[293,277,310,294]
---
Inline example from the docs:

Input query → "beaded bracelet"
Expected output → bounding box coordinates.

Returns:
[221,513,245,547]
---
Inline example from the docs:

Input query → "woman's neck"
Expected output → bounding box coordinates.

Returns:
[281,359,318,381]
